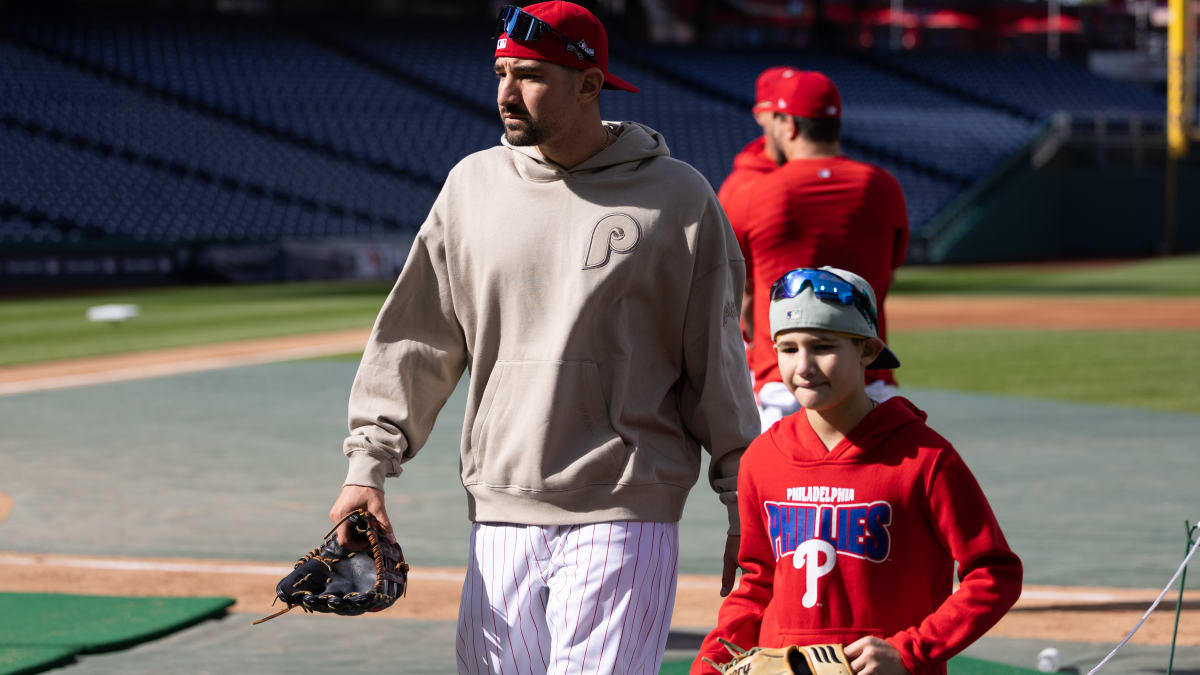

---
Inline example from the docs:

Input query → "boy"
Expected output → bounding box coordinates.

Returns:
[692,267,1022,675]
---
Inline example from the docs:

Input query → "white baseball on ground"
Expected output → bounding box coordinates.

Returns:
[1037,647,1061,672]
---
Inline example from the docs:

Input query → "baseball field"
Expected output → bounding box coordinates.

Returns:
[1,255,1199,674]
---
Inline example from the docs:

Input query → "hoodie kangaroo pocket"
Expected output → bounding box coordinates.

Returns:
[775,628,881,647]
[467,360,626,491]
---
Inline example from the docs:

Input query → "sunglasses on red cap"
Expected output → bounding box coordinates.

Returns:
[493,5,596,64]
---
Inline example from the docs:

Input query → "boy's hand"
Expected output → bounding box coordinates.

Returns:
[844,636,908,675]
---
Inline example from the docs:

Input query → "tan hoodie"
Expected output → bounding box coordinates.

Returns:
[343,122,760,531]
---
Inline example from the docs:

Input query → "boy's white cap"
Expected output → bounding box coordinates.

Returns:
[768,266,901,370]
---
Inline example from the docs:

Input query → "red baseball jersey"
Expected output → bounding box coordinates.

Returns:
[734,156,909,392]
[718,137,778,213]
[692,398,1023,674]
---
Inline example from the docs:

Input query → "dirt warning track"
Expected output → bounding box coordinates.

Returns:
[887,296,1200,331]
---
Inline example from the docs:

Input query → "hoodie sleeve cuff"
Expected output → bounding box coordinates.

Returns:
[344,452,390,490]
[886,635,925,675]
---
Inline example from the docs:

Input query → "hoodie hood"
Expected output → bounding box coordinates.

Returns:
[502,121,671,182]
[732,136,777,174]
[769,396,928,463]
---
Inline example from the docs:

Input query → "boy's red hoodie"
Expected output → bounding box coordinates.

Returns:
[693,397,1022,674]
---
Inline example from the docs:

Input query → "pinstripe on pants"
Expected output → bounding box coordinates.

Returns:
[456,521,679,675]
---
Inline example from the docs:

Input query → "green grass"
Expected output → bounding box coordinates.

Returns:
[0,281,391,367]
[894,253,1200,295]
[890,329,1200,413]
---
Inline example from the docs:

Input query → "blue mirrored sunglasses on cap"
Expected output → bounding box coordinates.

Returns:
[769,268,879,331]
[493,5,596,63]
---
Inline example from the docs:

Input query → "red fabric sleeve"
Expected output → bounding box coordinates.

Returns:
[690,463,776,674]
[886,450,1023,674]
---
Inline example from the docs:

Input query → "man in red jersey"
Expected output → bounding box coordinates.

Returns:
[718,66,795,340]
[736,71,909,429]
[717,66,796,209]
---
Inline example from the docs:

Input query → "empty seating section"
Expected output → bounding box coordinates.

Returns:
[1,123,404,244]
[847,108,1037,180]
[328,23,500,113]
[0,11,1162,247]
[873,53,1165,118]
[5,13,496,181]
[0,40,436,226]
[622,46,1046,207]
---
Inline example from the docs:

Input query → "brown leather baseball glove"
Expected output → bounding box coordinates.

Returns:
[703,638,854,675]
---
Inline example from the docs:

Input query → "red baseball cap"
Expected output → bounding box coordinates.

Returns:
[494,2,638,93]
[753,66,798,112]
[767,71,841,119]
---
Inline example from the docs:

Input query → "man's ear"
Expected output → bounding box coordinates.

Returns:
[783,115,801,141]
[578,68,604,102]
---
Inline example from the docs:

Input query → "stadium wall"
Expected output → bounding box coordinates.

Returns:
[923,146,1200,263]
[0,237,415,292]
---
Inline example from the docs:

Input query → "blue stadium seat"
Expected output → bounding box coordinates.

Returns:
[0,10,1165,247]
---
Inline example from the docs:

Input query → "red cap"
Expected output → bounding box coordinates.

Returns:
[494,2,638,93]
[766,71,841,118]
[753,66,798,112]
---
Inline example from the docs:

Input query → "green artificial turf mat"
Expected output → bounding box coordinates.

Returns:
[0,593,233,655]
[0,645,76,675]
[659,659,691,674]
[949,655,1042,675]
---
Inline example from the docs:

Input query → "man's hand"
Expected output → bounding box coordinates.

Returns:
[720,534,740,596]
[330,484,392,550]
[844,636,907,675]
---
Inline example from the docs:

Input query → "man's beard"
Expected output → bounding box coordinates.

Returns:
[501,106,545,146]
[771,138,788,166]
[766,130,787,165]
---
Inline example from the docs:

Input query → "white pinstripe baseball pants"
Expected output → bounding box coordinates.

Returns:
[456,520,679,675]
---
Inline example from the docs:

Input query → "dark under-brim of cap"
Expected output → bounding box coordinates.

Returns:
[603,71,638,92]
[866,345,901,370]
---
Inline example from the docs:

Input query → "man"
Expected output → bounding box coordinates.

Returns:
[735,71,909,429]
[326,3,760,673]
[718,66,796,351]
[716,66,796,212]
